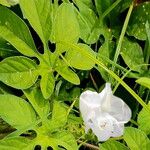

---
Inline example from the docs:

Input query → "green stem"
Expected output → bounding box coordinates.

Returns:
[113,2,134,65]
[113,69,132,93]
[101,0,122,19]
[144,22,150,64]
[130,119,138,126]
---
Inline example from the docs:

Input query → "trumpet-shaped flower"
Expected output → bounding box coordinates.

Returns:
[79,83,131,141]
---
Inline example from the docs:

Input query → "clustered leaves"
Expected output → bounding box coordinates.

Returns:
[0,0,150,150]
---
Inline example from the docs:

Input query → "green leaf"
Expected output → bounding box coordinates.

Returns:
[94,0,111,16]
[124,127,150,150]
[100,140,129,150]
[97,25,114,81]
[0,94,36,129]
[36,132,77,150]
[0,137,35,150]
[55,59,80,85]
[0,6,37,57]
[53,3,80,43]
[0,38,19,58]
[0,0,10,7]
[40,72,55,99]
[53,131,78,150]
[66,43,96,70]
[136,77,150,89]
[19,0,52,45]
[0,56,39,89]
[23,87,50,119]
[74,0,98,43]
[138,102,150,134]
[121,38,145,72]
[48,101,67,131]
[127,2,150,40]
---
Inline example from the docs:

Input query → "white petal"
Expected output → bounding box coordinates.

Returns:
[99,83,113,112]
[110,118,124,137]
[79,90,101,122]
[80,90,101,106]
[109,95,131,123]
[89,113,114,141]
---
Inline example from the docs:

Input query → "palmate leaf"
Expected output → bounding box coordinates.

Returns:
[19,0,52,46]
[0,56,39,89]
[0,94,36,130]
[45,101,78,150]
[0,55,55,99]
[0,6,37,57]
[0,100,78,150]
[0,5,55,99]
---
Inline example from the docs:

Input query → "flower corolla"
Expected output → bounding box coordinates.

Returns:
[79,83,131,141]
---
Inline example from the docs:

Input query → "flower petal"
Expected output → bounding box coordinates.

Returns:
[109,95,131,123]
[110,118,124,137]
[99,83,112,112]
[89,113,114,141]
[79,90,101,122]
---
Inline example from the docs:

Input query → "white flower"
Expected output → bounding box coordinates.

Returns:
[79,83,131,141]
